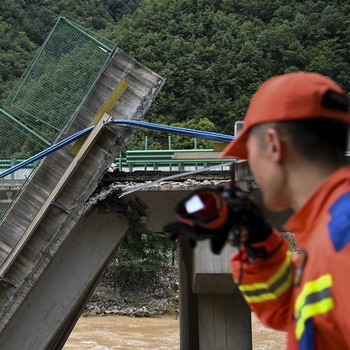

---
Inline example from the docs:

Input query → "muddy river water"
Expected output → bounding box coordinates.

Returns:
[63,313,286,349]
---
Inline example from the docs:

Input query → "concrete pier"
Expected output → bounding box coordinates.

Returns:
[118,177,255,350]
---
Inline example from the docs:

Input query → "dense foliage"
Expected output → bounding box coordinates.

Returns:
[2,0,350,135]
[115,233,178,267]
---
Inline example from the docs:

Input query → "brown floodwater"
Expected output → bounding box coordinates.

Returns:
[63,316,179,350]
[63,313,286,349]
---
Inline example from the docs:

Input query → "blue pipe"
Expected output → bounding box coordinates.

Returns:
[0,120,234,179]
[0,126,94,179]
[109,119,234,143]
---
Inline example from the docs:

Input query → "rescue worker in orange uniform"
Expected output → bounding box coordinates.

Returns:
[165,72,350,349]
[220,72,350,350]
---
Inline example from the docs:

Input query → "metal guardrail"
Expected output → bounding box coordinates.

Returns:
[115,149,229,171]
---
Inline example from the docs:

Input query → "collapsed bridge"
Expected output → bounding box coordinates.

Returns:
[0,17,296,350]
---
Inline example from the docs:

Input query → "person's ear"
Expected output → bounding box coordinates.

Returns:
[265,128,283,162]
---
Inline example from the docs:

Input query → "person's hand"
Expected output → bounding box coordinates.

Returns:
[163,217,233,254]
[163,184,273,257]
[225,186,273,259]
[225,186,272,244]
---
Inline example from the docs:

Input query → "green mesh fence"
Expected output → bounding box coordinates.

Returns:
[3,17,116,141]
[0,17,117,219]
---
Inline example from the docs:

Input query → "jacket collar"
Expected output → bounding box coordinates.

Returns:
[284,165,350,236]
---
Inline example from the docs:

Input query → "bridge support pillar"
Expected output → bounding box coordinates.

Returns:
[139,188,253,348]
[179,237,252,350]
[179,236,199,350]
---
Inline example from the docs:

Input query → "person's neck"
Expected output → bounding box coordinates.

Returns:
[287,162,344,212]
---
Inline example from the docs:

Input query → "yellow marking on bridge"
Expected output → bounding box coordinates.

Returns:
[71,79,129,155]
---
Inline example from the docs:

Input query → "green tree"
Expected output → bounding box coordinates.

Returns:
[0,17,36,103]
[103,0,140,21]
[115,233,177,267]
[169,117,218,149]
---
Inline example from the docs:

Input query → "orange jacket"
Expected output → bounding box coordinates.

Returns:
[231,165,350,350]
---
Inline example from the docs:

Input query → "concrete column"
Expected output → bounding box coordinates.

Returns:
[179,239,252,350]
[179,236,199,350]
[198,293,252,350]
[138,189,254,349]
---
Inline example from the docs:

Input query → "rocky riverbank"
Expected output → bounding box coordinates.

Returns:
[84,233,296,318]
[84,264,179,318]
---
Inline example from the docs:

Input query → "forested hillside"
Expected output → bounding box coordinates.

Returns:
[1,0,350,138]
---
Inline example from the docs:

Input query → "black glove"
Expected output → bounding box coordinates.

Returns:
[164,185,273,257]
[224,186,272,245]
[224,187,274,259]
[163,217,233,254]
[163,222,200,249]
